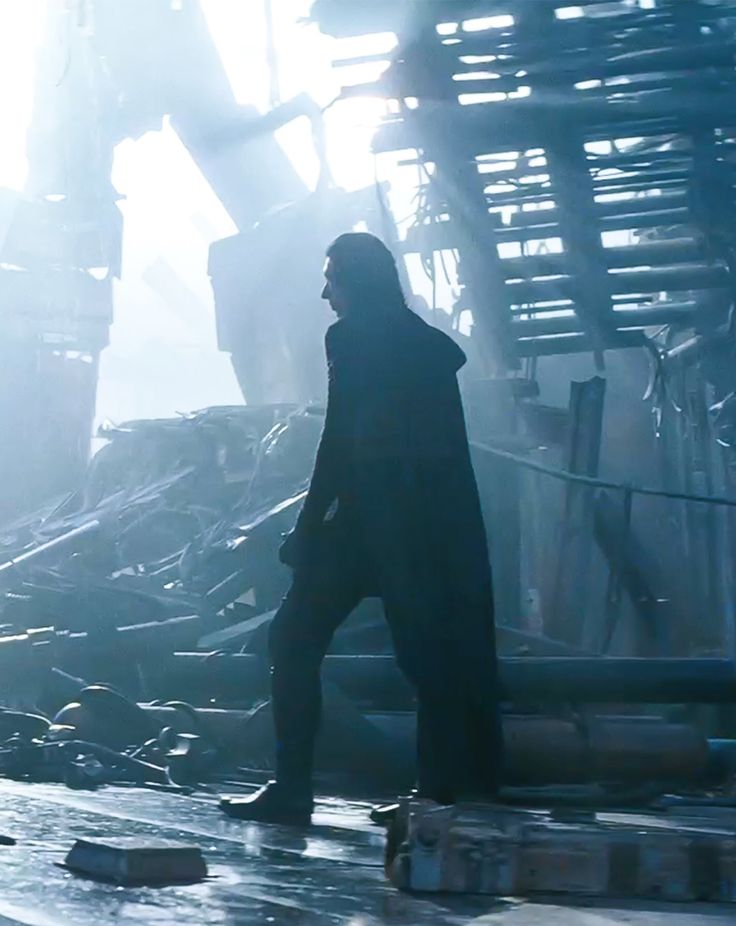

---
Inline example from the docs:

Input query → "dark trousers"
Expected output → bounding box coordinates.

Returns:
[268,519,503,800]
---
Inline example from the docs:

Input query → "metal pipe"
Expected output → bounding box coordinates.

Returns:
[0,520,101,579]
[507,657,736,702]
[665,333,708,363]
[512,303,697,339]
[402,209,693,254]
[516,331,645,357]
[157,654,736,706]
[505,191,688,230]
[504,264,728,305]
[501,240,707,278]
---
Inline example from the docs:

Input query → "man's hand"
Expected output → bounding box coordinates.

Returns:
[279,528,308,569]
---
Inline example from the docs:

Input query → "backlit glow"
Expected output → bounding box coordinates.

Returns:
[462,15,515,32]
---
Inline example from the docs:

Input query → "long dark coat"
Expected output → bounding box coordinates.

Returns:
[295,308,496,647]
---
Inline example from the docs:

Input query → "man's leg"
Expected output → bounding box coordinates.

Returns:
[457,627,504,797]
[221,524,363,823]
[388,628,467,802]
[268,572,361,795]
[385,613,503,803]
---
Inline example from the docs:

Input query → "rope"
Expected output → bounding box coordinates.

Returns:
[471,441,736,508]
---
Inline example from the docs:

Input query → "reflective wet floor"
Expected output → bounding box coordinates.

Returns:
[0,780,730,925]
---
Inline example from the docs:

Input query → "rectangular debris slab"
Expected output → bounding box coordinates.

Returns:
[64,837,208,885]
[386,800,736,902]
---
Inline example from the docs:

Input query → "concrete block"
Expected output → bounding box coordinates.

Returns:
[64,837,207,885]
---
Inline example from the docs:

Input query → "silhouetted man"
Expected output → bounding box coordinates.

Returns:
[221,233,503,825]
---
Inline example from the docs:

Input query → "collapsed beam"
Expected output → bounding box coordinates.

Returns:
[156,654,736,707]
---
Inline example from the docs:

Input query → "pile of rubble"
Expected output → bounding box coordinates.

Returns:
[0,403,449,794]
[0,406,330,791]
[0,404,731,804]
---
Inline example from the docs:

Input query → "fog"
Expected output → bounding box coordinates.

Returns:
[0,0,441,428]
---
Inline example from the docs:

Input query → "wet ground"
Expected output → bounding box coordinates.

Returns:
[0,780,731,925]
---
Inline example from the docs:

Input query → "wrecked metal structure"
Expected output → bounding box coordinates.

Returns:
[0,0,734,786]
[305,0,736,657]
[1,1,736,920]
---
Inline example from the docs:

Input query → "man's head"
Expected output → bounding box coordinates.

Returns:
[322,232,406,319]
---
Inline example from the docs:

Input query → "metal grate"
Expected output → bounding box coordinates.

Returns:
[312,0,736,366]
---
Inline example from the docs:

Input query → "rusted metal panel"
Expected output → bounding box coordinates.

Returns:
[387,798,736,901]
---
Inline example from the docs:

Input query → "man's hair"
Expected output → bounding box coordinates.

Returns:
[326,232,407,314]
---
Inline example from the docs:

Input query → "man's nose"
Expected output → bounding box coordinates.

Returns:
[321,283,329,300]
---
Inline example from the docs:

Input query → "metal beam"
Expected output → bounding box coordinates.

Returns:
[158,653,736,706]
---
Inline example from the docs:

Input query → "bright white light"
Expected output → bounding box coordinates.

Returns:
[458,310,473,337]
[323,98,390,191]
[478,161,516,174]
[436,22,458,36]
[113,120,236,243]
[459,92,507,105]
[331,31,397,58]
[98,121,243,423]
[555,6,584,19]
[602,230,636,247]
[522,201,555,212]
[0,1,46,191]
[478,152,519,161]
[3,0,456,423]
[453,71,500,82]
[462,15,514,32]
[204,1,396,194]
[614,136,645,150]
[274,118,321,188]
[596,191,638,203]
[498,242,521,259]
[586,141,613,155]
[200,0,269,108]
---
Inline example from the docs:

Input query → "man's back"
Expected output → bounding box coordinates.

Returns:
[326,309,472,464]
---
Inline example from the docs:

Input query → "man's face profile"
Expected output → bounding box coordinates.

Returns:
[321,257,349,318]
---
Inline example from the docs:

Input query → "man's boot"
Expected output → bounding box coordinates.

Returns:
[220,781,313,826]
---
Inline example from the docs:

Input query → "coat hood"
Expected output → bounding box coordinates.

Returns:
[404,310,467,375]
[330,309,468,375]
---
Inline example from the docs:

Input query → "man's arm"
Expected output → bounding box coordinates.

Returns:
[292,327,344,537]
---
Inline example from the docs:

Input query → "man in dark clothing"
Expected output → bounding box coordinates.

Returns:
[221,233,503,825]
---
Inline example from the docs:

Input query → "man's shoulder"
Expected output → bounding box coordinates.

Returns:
[404,312,468,373]
[325,319,344,341]
[325,313,466,373]
[324,319,353,358]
